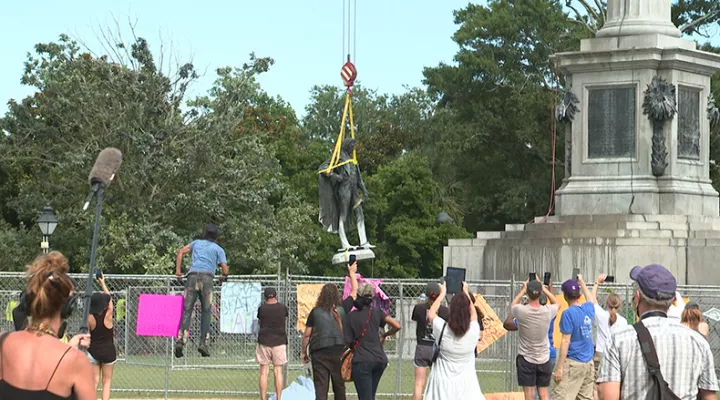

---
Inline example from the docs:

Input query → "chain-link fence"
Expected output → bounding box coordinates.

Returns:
[1,272,720,399]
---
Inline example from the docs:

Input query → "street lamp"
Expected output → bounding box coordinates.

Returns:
[436,210,455,224]
[37,205,58,254]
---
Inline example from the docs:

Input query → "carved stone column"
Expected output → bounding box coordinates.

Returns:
[597,0,681,38]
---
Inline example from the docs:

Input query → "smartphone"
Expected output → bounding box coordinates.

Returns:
[445,267,466,294]
[529,272,537,281]
[572,268,580,280]
[349,254,356,264]
[543,272,551,286]
[605,275,615,283]
[95,269,103,279]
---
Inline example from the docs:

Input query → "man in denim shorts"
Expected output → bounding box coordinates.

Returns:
[174,224,228,358]
[410,282,449,400]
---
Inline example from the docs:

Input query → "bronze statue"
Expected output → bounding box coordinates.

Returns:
[318,138,375,251]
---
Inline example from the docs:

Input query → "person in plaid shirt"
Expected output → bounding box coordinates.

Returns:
[597,264,718,400]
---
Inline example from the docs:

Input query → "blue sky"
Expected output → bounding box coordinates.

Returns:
[0,0,472,117]
[1,1,718,118]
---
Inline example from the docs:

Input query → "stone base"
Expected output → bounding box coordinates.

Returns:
[443,214,720,285]
[555,176,719,216]
[332,248,376,265]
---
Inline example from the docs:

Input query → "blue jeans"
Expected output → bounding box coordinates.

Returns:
[352,361,387,400]
[179,273,214,346]
[536,357,556,400]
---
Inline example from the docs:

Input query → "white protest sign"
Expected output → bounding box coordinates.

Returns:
[220,282,262,334]
[703,308,720,322]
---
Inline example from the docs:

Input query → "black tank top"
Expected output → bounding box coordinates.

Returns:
[88,309,116,363]
[0,332,76,400]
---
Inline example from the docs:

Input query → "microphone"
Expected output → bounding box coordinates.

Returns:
[83,148,123,211]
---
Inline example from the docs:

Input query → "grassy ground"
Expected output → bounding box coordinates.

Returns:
[104,355,512,399]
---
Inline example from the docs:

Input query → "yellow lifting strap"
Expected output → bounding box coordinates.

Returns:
[319,90,358,175]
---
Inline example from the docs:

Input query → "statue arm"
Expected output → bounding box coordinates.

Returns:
[357,166,369,201]
[330,171,346,183]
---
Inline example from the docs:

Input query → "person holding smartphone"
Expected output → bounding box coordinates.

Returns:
[590,273,626,397]
[509,275,559,400]
[410,282,449,400]
[423,281,483,399]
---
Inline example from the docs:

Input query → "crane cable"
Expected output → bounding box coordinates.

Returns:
[319,0,358,176]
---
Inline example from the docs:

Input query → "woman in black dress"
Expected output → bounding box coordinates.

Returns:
[88,274,116,400]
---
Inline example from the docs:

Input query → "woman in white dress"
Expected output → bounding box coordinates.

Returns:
[424,281,484,400]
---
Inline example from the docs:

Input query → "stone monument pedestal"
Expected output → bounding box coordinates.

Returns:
[552,34,720,216]
[443,214,720,285]
[443,0,720,283]
[331,247,376,265]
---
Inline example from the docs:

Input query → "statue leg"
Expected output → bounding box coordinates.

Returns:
[355,206,375,249]
[337,184,354,250]
[338,217,352,250]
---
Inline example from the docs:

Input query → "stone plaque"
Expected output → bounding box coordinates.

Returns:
[678,87,701,160]
[587,87,636,158]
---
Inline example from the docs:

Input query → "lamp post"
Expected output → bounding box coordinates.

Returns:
[37,205,58,254]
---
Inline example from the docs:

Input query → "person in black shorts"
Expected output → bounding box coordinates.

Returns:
[410,282,449,400]
[88,273,117,400]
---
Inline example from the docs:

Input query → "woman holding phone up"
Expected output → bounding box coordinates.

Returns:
[88,273,117,400]
[424,281,484,400]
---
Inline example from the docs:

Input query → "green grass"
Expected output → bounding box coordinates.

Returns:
[103,355,512,399]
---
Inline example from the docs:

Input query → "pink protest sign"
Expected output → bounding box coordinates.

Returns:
[136,294,184,337]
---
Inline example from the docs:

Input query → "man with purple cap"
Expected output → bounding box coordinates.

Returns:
[553,275,596,400]
[597,264,717,400]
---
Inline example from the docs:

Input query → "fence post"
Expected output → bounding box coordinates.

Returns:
[279,262,288,392]
[123,288,129,365]
[505,275,515,392]
[393,282,404,400]
[164,277,171,400]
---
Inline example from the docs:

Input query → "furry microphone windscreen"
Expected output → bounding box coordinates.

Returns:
[88,148,123,187]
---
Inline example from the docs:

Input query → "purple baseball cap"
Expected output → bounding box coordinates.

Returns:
[630,264,676,300]
[561,279,580,295]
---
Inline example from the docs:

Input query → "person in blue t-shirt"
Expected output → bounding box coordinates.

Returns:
[174,224,229,358]
[552,275,596,400]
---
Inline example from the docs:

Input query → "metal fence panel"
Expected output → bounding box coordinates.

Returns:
[0,272,718,398]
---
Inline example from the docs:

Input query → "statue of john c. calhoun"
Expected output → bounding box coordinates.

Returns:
[318,138,375,250]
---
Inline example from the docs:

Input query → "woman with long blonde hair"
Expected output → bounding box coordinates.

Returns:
[681,302,709,339]
[0,252,95,400]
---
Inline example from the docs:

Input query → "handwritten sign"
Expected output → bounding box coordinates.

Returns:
[703,308,720,322]
[136,294,184,337]
[296,284,324,332]
[473,294,506,354]
[220,283,262,334]
[552,294,586,347]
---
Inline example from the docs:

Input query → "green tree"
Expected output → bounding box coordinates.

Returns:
[423,0,588,231]
[360,153,471,278]
[0,35,313,274]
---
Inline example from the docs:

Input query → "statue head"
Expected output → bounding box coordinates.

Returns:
[341,138,357,156]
